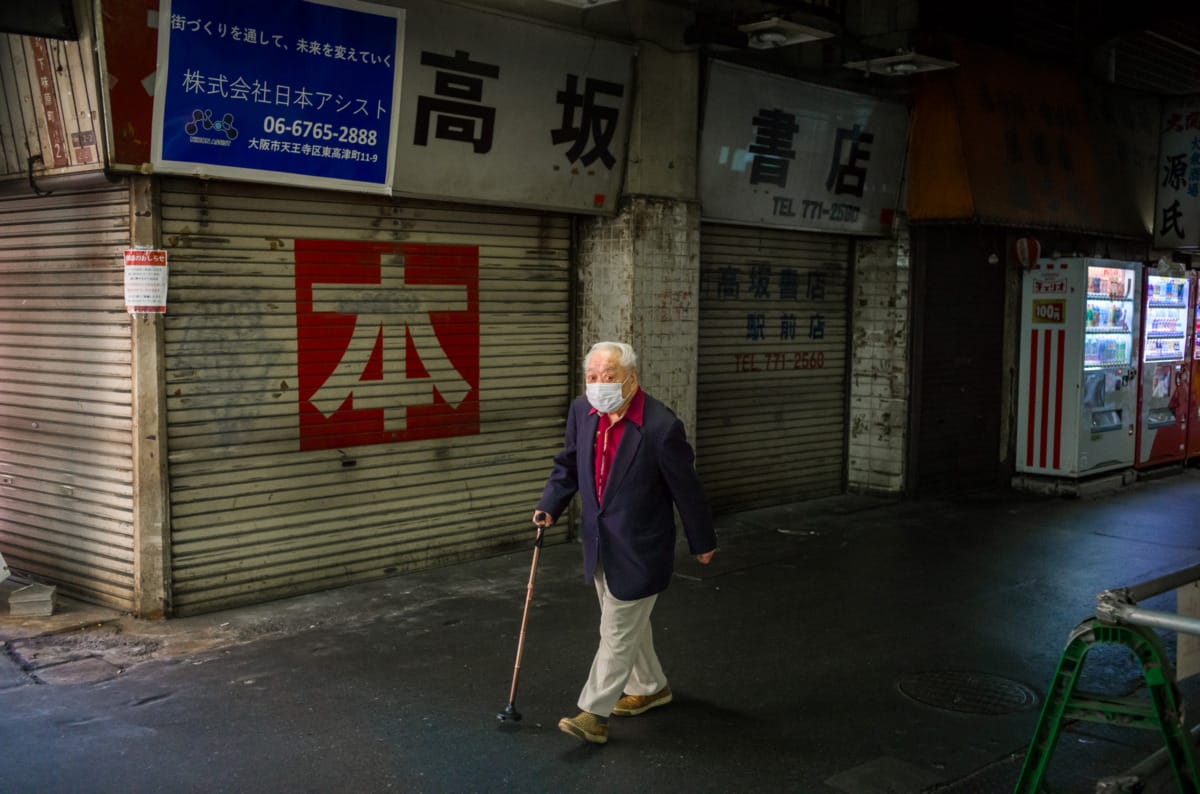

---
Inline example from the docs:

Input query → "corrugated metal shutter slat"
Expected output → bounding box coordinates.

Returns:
[0,184,134,609]
[697,223,851,512]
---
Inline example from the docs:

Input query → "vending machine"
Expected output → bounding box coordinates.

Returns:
[1135,269,1192,469]
[1187,272,1200,461]
[1017,258,1140,477]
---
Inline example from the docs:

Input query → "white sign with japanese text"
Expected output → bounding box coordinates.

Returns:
[1154,97,1200,249]
[699,60,909,236]
[391,0,634,214]
[124,249,169,313]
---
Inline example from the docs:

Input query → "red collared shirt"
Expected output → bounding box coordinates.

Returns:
[591,388,645,505]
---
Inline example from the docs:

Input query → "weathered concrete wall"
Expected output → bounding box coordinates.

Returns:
[622,42,698,200]
[577,197,701,436]
[574,9,702,438]
[847,221,911,494]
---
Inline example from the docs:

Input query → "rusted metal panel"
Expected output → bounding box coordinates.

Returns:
[0,16,103,181]
[696,223,851,511]
[907,39,1154,238]
[0,182,135,609]
[159,178,572,615]
[906,72,976,221]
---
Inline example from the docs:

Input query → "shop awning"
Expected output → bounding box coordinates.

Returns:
[907,38,1156,238]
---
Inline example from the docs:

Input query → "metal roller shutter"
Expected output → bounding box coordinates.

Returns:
[696,223,851,512]
[159,178,571,615]
[0,182,135,608]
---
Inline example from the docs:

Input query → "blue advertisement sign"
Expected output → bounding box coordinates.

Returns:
[153,0,403,193]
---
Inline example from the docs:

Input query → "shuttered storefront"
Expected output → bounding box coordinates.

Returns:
[0,182,135,609]
[159,179,571,614]
[696,224,851,512]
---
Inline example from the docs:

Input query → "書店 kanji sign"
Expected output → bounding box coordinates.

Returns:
[698,60,908,235]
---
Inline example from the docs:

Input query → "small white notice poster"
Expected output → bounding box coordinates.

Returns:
[124,249,168,313]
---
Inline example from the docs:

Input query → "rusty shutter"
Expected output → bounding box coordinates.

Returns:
[159,178,572,615]
[696,223,851,512]
[0,26,103,180]
[0,181,135,608]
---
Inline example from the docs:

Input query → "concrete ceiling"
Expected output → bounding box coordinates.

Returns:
[921,0,1200,96]
[486,0,1187,103]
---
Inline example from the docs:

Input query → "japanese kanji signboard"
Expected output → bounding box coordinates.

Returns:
[294,239,479,451]
[698,60,909,235]
[125,0,634,211]
[391,0,633,212]
[152,0,404,193]
[1155,96,1200,249]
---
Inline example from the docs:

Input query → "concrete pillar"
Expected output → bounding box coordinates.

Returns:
[847,217,911,495]
[130,175,172,618]
[577,198,701,432]
[575,4,702,434]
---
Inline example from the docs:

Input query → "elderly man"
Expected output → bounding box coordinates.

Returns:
[533,341,717,745]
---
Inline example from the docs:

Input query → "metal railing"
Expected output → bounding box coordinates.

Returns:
[1096,563,1200,637]
[1015,563,1200,793]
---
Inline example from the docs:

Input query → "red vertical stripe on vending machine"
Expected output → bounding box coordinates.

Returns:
[1040,330,1053,468]
[1053,329,1066,469]
[1027,329,1039,467]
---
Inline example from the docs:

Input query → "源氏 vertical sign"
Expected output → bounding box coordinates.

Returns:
[1154,98,1200,248]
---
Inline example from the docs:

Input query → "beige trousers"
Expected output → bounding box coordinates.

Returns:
[577,565,667,716]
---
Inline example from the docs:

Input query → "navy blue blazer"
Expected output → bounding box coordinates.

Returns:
[538,390,717,601]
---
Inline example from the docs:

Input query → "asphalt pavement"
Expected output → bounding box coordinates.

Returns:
[1,468,1199,793]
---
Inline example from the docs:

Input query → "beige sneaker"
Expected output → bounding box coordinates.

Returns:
[612,685,673,716]
[558,712,609,744]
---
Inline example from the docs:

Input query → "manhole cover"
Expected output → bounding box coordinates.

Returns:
[897,671,1039,715]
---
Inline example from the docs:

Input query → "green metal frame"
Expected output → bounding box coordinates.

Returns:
[1014,618,1199,793]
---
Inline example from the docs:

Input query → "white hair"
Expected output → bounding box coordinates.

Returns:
[584,341,638,372]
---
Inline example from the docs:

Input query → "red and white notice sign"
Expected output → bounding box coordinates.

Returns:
[124,249,169,313]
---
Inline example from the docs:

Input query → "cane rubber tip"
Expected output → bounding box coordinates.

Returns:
[497,705,522,722]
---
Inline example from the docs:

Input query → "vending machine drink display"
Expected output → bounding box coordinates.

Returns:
[1135,272,1191,468]
[1017,258,1140,477]
[1187,273,1200,460]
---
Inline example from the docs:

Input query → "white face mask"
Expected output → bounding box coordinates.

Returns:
[586,377,630,414]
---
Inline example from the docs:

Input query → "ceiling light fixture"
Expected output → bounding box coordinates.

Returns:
[737,17,835,49]
[751,30,790,47]
[844,51,958,76]
[537,0,622,7]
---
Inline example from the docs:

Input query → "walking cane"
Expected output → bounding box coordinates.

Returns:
[497,524,545,722]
